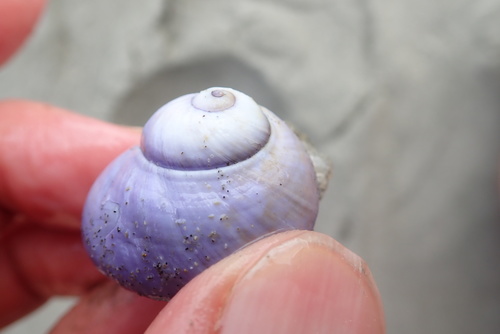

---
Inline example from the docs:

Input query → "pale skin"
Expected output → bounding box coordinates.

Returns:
[0,1,385,333]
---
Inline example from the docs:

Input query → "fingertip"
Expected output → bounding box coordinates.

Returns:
[0,0,46,65]
[146,231,385,334]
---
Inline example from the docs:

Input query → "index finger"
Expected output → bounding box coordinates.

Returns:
[0,100,140,229]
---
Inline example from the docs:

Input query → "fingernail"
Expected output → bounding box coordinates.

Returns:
[217,232,384,334]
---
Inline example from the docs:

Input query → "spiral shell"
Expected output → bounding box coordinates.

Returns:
[82,87,321,300]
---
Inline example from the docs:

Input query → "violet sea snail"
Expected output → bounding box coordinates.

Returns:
[82,87,328,300]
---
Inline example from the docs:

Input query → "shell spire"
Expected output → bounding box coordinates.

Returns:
[191,88,236,111]
[140,87,271,170]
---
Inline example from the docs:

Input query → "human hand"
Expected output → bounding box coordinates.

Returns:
[0,103,164,333]
[0,2,385,333]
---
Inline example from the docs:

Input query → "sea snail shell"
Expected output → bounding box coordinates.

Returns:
[82,87,324,300]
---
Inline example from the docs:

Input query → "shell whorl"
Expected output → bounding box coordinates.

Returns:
[140,87,271,170]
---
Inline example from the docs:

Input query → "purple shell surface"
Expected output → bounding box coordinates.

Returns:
[82,88,320,300]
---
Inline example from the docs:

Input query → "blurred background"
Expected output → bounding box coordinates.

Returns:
[1,0,500,333]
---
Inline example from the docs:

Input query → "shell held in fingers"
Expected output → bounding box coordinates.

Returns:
[81,87,328,300]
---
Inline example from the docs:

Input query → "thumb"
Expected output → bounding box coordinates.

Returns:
[147,230,385,334]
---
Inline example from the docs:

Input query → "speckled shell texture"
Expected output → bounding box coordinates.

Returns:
[82,88,320,300]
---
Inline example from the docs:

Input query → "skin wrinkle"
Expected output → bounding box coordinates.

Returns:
[4,225,55,300]
[0,210,23,236]
[0,158,15,216]
[0,224,47,327]
[1,224,105,301]
[240,230,368,282]
[3,244,45,302]
[0,210,7,232]
[0,266,40,328]
[3,230,42,291]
